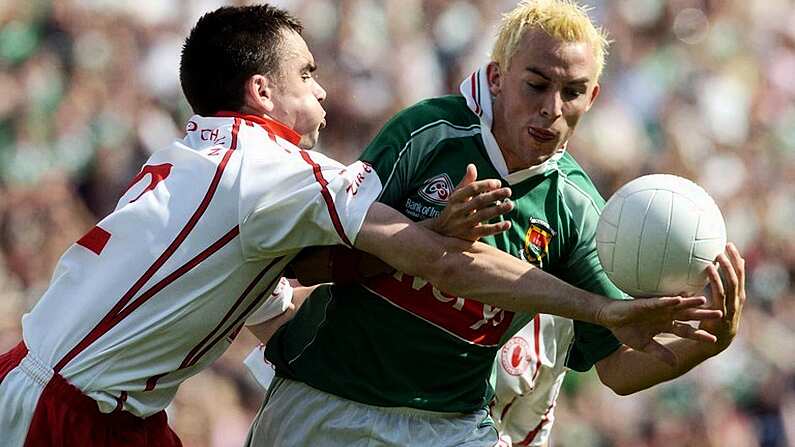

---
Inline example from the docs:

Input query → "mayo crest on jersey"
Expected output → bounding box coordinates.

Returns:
[19,113,382,417]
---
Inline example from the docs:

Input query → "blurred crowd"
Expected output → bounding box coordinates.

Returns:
[1,0,794,446]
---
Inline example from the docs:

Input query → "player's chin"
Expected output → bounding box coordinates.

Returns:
[525,138,560,161]
[298,130,320,150]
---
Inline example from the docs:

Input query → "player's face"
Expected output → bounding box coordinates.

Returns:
[268,31,327,149]
[489,29,600,170]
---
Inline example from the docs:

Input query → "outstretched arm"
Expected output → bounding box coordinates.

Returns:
[595,245,746,394]
[354,202,720,335]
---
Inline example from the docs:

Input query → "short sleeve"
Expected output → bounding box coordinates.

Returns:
[557,172,626,371]
[565,321,621,372]
[238,146,383,260]
[359,105,442,207]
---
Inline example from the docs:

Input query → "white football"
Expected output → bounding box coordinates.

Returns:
[596,174,726,297]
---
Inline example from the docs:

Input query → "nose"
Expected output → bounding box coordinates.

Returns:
[314,80,327,103]
[539,91,562,121]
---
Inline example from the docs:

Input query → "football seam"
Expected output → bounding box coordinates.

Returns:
[636,190,657,292]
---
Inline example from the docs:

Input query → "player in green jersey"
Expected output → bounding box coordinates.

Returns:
[245,1,746,446]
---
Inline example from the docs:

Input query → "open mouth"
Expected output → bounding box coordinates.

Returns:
[528,126,556,142]
[319,118,327,129]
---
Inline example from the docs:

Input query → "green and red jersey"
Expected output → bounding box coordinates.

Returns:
[266,85,624,413]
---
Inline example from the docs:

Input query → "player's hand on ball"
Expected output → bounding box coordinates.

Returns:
[428,164,514,241]
[698,243,746,353]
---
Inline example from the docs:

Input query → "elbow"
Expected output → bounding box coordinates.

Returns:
[598,373,637,396]
[596,358,642,396]
[606,382,636,396]
[599,373,651,396]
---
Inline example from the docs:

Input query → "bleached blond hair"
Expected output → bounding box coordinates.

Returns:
[491,0,610,79]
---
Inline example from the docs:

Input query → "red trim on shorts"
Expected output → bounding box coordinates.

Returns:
[0,342,27,383]
[76,226,112,255]
[298,150,353,247]
[23,353,181,445]
[214,111,301,145]
[54,123,241,373]
[0,342,180,446]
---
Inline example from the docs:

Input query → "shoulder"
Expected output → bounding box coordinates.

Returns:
[556,152,606,216]
[376,96,480,140]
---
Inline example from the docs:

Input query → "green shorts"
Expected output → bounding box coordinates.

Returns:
[245,377,499,447]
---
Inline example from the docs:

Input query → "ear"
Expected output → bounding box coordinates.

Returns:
[486,62,502,96]
[585,82,600,112]
[243,74,275,114]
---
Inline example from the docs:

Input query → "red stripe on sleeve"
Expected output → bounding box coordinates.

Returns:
[298,150,354,247]
[76,226,112,255]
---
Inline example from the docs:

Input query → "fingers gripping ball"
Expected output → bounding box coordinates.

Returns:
[596,174,726,297]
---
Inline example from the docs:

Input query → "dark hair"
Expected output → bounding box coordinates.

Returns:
[180,5,303,116]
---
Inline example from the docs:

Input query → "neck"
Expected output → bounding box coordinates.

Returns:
[237,105,267,119]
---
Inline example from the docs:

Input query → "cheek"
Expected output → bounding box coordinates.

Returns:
[563,103,587,129]
[293,96,323,129]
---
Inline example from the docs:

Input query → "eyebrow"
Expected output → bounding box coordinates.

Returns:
[304,62,317,73]
[526,66,589,85]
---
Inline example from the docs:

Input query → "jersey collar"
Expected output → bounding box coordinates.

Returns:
[459,65,565,185]
[214,111,302,146]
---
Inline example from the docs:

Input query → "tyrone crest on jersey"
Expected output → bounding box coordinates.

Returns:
[418,173,454,205]
[521,218,556,268]
[500,336,532,376]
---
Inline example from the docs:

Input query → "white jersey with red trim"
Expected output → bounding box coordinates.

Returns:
[20,113,382,417]
[492,315,574,446]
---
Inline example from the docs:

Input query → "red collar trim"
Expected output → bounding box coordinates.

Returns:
[214,112,302,146]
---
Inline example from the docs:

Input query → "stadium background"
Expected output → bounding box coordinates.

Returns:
[1,0,793,445]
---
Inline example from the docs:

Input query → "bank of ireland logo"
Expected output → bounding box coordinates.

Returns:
[418,173,454,205]
[501,336,531,376]
[522,218,556,267]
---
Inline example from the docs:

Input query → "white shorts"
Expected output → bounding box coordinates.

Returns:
[245,377,499,447]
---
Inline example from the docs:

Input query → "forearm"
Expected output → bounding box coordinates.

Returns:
[596,335,721,395]
[355,203,608,323]
[437,241,608,322]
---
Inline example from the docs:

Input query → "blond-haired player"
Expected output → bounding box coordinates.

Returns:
[245,1,746,446]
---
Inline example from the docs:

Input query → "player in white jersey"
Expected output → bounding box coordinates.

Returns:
[492,315,572,447]
[0,4,733,447]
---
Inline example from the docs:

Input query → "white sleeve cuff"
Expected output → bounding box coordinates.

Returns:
[245,277,293,326]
